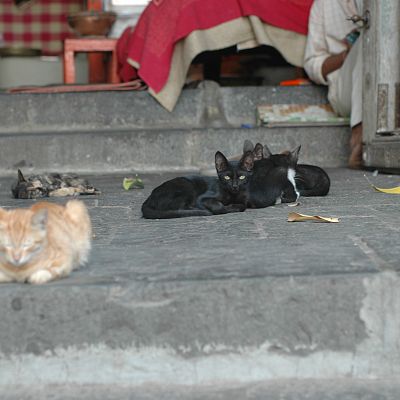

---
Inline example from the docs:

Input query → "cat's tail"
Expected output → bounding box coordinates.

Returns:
[64,200,92,266]
[141,204,212,219]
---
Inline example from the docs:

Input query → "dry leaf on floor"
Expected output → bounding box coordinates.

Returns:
[364,174,400,194]
[287,212,339,223]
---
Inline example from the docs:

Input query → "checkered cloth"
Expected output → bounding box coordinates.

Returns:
[0,0,82,55]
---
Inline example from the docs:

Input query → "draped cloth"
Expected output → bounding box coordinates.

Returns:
[117,0,313,111]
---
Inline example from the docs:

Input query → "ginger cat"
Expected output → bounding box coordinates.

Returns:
[0,200,92,284]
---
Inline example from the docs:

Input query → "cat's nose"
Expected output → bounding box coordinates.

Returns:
[12,252,22,265]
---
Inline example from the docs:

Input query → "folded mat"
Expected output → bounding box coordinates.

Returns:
[7,79,147,94]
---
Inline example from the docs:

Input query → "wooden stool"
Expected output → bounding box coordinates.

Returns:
[63,37,120,84]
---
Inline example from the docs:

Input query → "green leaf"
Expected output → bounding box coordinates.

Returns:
[123,175,144,190]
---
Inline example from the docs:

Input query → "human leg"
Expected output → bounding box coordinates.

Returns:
[328,38,363,167]
[348,41,363,168]
[348,122,363,169]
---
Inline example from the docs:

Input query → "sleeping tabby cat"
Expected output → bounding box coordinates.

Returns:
[0,200,92,284]
[12,169,100,199]
[142,151,254,219]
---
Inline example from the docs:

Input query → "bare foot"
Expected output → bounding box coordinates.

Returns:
[349,123,363,169]
[348,142,363,169]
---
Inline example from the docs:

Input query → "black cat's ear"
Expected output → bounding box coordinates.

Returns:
[290,145,301,163]
[263,144,272,158]
[243,140,254,153]
[215,151,229,173]
[17,169,26,183]
[253,143,264,161]
[240,151,254,172]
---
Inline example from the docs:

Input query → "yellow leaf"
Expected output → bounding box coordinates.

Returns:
[372,185,400,194]
[364,174,400,194]
[288,212,339,223]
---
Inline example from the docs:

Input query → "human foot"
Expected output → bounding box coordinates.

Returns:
[348,124,363,169]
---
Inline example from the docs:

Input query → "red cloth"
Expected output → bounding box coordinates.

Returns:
[116,25,138,82]
[117,0,313,92]
[0,0,82,55]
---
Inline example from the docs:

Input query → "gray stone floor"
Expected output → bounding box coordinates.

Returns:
[1,167,398,283]
[1,168,400,398]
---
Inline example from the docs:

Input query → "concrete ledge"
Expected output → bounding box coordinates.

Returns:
[1,271,400,385]
[0,83,344,173]
[2,380,400,400]
[0,83,328,133]
[0,125,349,175]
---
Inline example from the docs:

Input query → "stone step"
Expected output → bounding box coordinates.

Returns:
[0,126,349,176]
[1,267,399,388]
[0,82,329,133]
[1,270,399,388]
[0,82,349,174]
[3,380,400,400]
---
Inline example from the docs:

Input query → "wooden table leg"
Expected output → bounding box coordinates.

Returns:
[88,52,106,83]
[63,48,76,84]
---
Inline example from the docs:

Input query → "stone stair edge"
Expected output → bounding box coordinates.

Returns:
[1,379,400,400]
[0,84,329,132]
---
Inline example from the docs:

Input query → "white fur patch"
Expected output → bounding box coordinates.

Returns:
[0,270,12,283]
[28,269,53,284]
[287,168,300,200]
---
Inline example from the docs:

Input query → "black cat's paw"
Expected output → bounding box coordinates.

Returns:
[281,195,298,204]
[281,188,299,204]
[226,203,246,212]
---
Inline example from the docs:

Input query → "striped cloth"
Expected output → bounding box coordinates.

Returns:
[0,0,82,55]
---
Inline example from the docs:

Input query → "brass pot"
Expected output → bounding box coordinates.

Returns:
[67,11,117,37]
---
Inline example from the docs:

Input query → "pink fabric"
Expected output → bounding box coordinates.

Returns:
[116,25,138,82]
[117,0,313,92]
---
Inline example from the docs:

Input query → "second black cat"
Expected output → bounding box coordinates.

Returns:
[245,143,300,208]
[243,140,330,197]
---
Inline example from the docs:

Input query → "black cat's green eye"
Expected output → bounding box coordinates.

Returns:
[224,176,231,180]
[239,175,246,180]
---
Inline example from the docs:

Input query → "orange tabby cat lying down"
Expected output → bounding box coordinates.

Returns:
[0,200,92,284]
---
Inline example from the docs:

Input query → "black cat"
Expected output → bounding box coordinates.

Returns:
[141,151,254,219]
[245,142,300,208]
[243,140,330,197]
